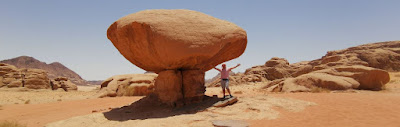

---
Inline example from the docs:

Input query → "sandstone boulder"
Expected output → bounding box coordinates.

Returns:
[51,77,78,91]
[7,80,23,88]
[264,65,390,92]
[107,9,247,106]
[107,9,247,72]
[314,65,390,90]
[0,63,51,89]
[245,57,312,80]
[23,69,51,89]
[265,57,289,67]
[98,74,157,98]
[0,63,18,76]
[213,96,238,107]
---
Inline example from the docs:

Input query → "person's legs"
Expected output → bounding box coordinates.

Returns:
[223,89,226,98]
[227,88,232,96]
[221,80,226,98]
[226,80,232,97]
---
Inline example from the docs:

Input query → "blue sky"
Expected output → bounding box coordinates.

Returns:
[1,0,399,80]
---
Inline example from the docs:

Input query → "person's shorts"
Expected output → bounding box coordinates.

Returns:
[221,79,229,89]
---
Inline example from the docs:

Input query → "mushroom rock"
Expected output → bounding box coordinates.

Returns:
[107,9,247,106]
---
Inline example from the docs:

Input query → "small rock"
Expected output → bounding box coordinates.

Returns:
[213,96,238,107]
[211,120,249,127]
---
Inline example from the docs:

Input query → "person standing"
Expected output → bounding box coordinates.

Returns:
[214,63,240,98]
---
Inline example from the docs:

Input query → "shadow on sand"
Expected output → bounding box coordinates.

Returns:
[103,94,220,121]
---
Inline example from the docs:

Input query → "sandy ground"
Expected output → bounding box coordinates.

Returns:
[250,92,400,127]
[0,73,399,127]
[0,97,141,127]
[0,86,99,105]
[77,85,100,92]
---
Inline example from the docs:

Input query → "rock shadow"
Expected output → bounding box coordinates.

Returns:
[103,94,220,121]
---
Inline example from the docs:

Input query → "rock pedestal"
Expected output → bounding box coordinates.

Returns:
[154,70,183,106]
[182,70,205,104]
[155,69,205,107]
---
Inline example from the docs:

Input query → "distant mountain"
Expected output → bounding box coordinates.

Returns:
[0,56,88,85]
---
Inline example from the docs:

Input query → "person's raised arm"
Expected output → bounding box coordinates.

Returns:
[228,64,241,71]
[214,67,222,72]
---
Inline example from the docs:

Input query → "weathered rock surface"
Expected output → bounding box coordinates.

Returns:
[245,57,313,80]
[205,41,398,93]
[97,74,157,98]
[51,77,78,91]
[213,96,238,107]
[310,41,400,71]
[0,63,51,89]
[264,66,390,92]
[182,70,206,104]
[107,9,247,72]
[107,9,247,106]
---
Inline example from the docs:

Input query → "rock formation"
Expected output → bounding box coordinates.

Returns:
[245,57,313,80]
[50,77,78,91]
[0,56,88,85]
[265,65,390,92]
[97,74,157,98]
[310,41,400,71]
[0,63,51,89]
[107,9,247,106]
[206,41,399,92]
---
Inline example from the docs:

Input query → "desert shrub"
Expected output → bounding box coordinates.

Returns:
[0,120,26,127]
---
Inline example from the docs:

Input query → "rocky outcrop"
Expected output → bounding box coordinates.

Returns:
[310,41,400,71]
[245,57,313,80]
[107,9,247,106]
[208,41,399,92]
[0,63,51,89]
[264,66,390,92]
[97,74,157,98]
[0,56,88,85]
[50,77,78,91]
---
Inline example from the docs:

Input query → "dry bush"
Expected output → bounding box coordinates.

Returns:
[0,120,26,127]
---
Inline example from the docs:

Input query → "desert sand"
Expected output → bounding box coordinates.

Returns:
[0,73,399,127]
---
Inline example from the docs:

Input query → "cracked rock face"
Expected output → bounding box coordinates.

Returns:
[107,9,247,106]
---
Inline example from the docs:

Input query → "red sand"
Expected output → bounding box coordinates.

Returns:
[2,92,400,127]
[0,97,141,127]
[250,92,400,127]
